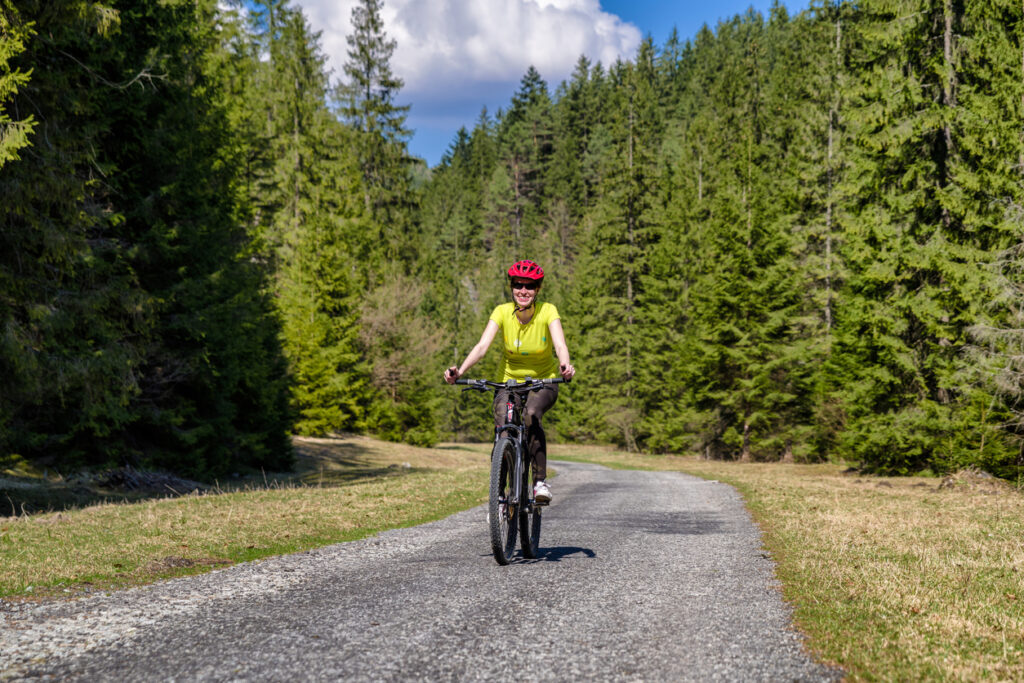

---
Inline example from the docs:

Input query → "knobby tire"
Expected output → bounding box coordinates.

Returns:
[489,437,517,565]
[519,460,541,559]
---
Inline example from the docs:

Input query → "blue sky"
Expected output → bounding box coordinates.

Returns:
[295,0,800,167]
[603,1,793,48]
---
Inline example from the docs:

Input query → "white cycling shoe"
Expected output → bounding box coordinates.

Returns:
[533,480,551,504]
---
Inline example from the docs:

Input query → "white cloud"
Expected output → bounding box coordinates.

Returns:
[297,0,642,97]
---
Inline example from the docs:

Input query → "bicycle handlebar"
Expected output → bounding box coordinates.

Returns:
[453,377,569,392]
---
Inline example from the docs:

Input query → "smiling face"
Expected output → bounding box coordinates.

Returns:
[510,278,540,309]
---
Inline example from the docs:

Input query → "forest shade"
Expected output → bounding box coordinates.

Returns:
[3,0,1024,479]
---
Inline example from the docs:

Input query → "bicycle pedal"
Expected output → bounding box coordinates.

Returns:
[533,499,550,507]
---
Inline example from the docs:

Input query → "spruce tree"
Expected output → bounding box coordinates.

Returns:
[215,0,377,438]
[0,0,35,167]
[784,1,857,457]
[948,0,1024,474]
[336,0,413,262]
[2,0,293,476]
[828,0,1006,473]
[642,11,810,461]
[494,66,554,251]
[568,47,661,449]
[546,57,592,219]
[1,0,145,468]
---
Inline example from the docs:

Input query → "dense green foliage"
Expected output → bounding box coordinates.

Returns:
[1,0,292,478]
[0,1,36,166]
[6,0,1024,478]
[422,0,1024,477]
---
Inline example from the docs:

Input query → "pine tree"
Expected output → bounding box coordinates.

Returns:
[336,0,414,262]
[569,45,661,449]
[0,0,35,167]
[2,0,293,476]
[948,0,1024,475]
[494,66,554,251]
[214,0,377,439]
[782,1,857,457]
[1,0,145,468]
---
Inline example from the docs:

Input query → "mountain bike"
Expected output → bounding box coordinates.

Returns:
[455,377,568,565]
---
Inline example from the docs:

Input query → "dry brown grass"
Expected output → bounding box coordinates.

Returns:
[553,447,1024,681]
[10,436,1022,679]
[0,436,488,598]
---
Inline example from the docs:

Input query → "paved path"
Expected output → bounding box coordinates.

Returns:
[1,460,840,681]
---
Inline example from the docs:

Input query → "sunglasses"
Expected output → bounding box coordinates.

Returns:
[510,281,539,291]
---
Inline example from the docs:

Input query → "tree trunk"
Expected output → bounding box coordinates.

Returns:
[745,131,752,250]
[781,439,794,464]
[625,97,635,388]
[740,407,752,462]
[941,0,957,228]
[824,14,841,332]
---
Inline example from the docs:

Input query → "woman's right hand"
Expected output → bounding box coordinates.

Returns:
[444,367,460,384]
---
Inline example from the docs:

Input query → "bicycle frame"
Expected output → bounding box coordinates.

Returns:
[466,377,559,502]
[454,376,567,564]
[496,391,530,515]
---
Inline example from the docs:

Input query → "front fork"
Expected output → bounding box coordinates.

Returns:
[496,404,534,518]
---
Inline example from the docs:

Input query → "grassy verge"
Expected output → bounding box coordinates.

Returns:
[0,436,488,598]
[550,445,1024,680]
[8,438,1022,679]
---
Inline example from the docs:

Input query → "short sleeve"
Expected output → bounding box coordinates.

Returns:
[489,305,504,328]
[544,303,560,324]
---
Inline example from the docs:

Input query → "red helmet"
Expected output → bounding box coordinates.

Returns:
[508,259,544,281]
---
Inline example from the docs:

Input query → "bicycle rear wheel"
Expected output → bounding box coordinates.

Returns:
[519,461,541,559]
[489,437,517,565]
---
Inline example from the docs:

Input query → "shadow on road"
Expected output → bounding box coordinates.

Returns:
[518,546,597,563]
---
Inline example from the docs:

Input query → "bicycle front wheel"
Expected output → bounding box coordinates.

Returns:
[519,460,541,559]
[489,437,518,565]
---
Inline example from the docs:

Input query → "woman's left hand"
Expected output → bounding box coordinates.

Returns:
[560,363,575,381]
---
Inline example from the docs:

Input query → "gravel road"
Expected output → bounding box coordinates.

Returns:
[1,460,841,681]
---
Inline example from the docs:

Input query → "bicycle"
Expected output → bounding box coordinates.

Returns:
[454,377,568,565]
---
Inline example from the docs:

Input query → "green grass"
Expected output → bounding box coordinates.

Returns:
[549,445,1024,681]
[0,436,488,598]
[8,437,1023,680]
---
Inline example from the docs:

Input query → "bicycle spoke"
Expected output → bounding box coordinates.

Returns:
[489,438,517,564]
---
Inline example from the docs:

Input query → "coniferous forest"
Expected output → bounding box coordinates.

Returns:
[5,0,1024,479]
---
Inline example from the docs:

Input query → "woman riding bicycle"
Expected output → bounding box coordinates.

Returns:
[444,260,575,503]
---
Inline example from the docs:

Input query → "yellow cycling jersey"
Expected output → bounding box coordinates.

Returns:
[489,302,561,381]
